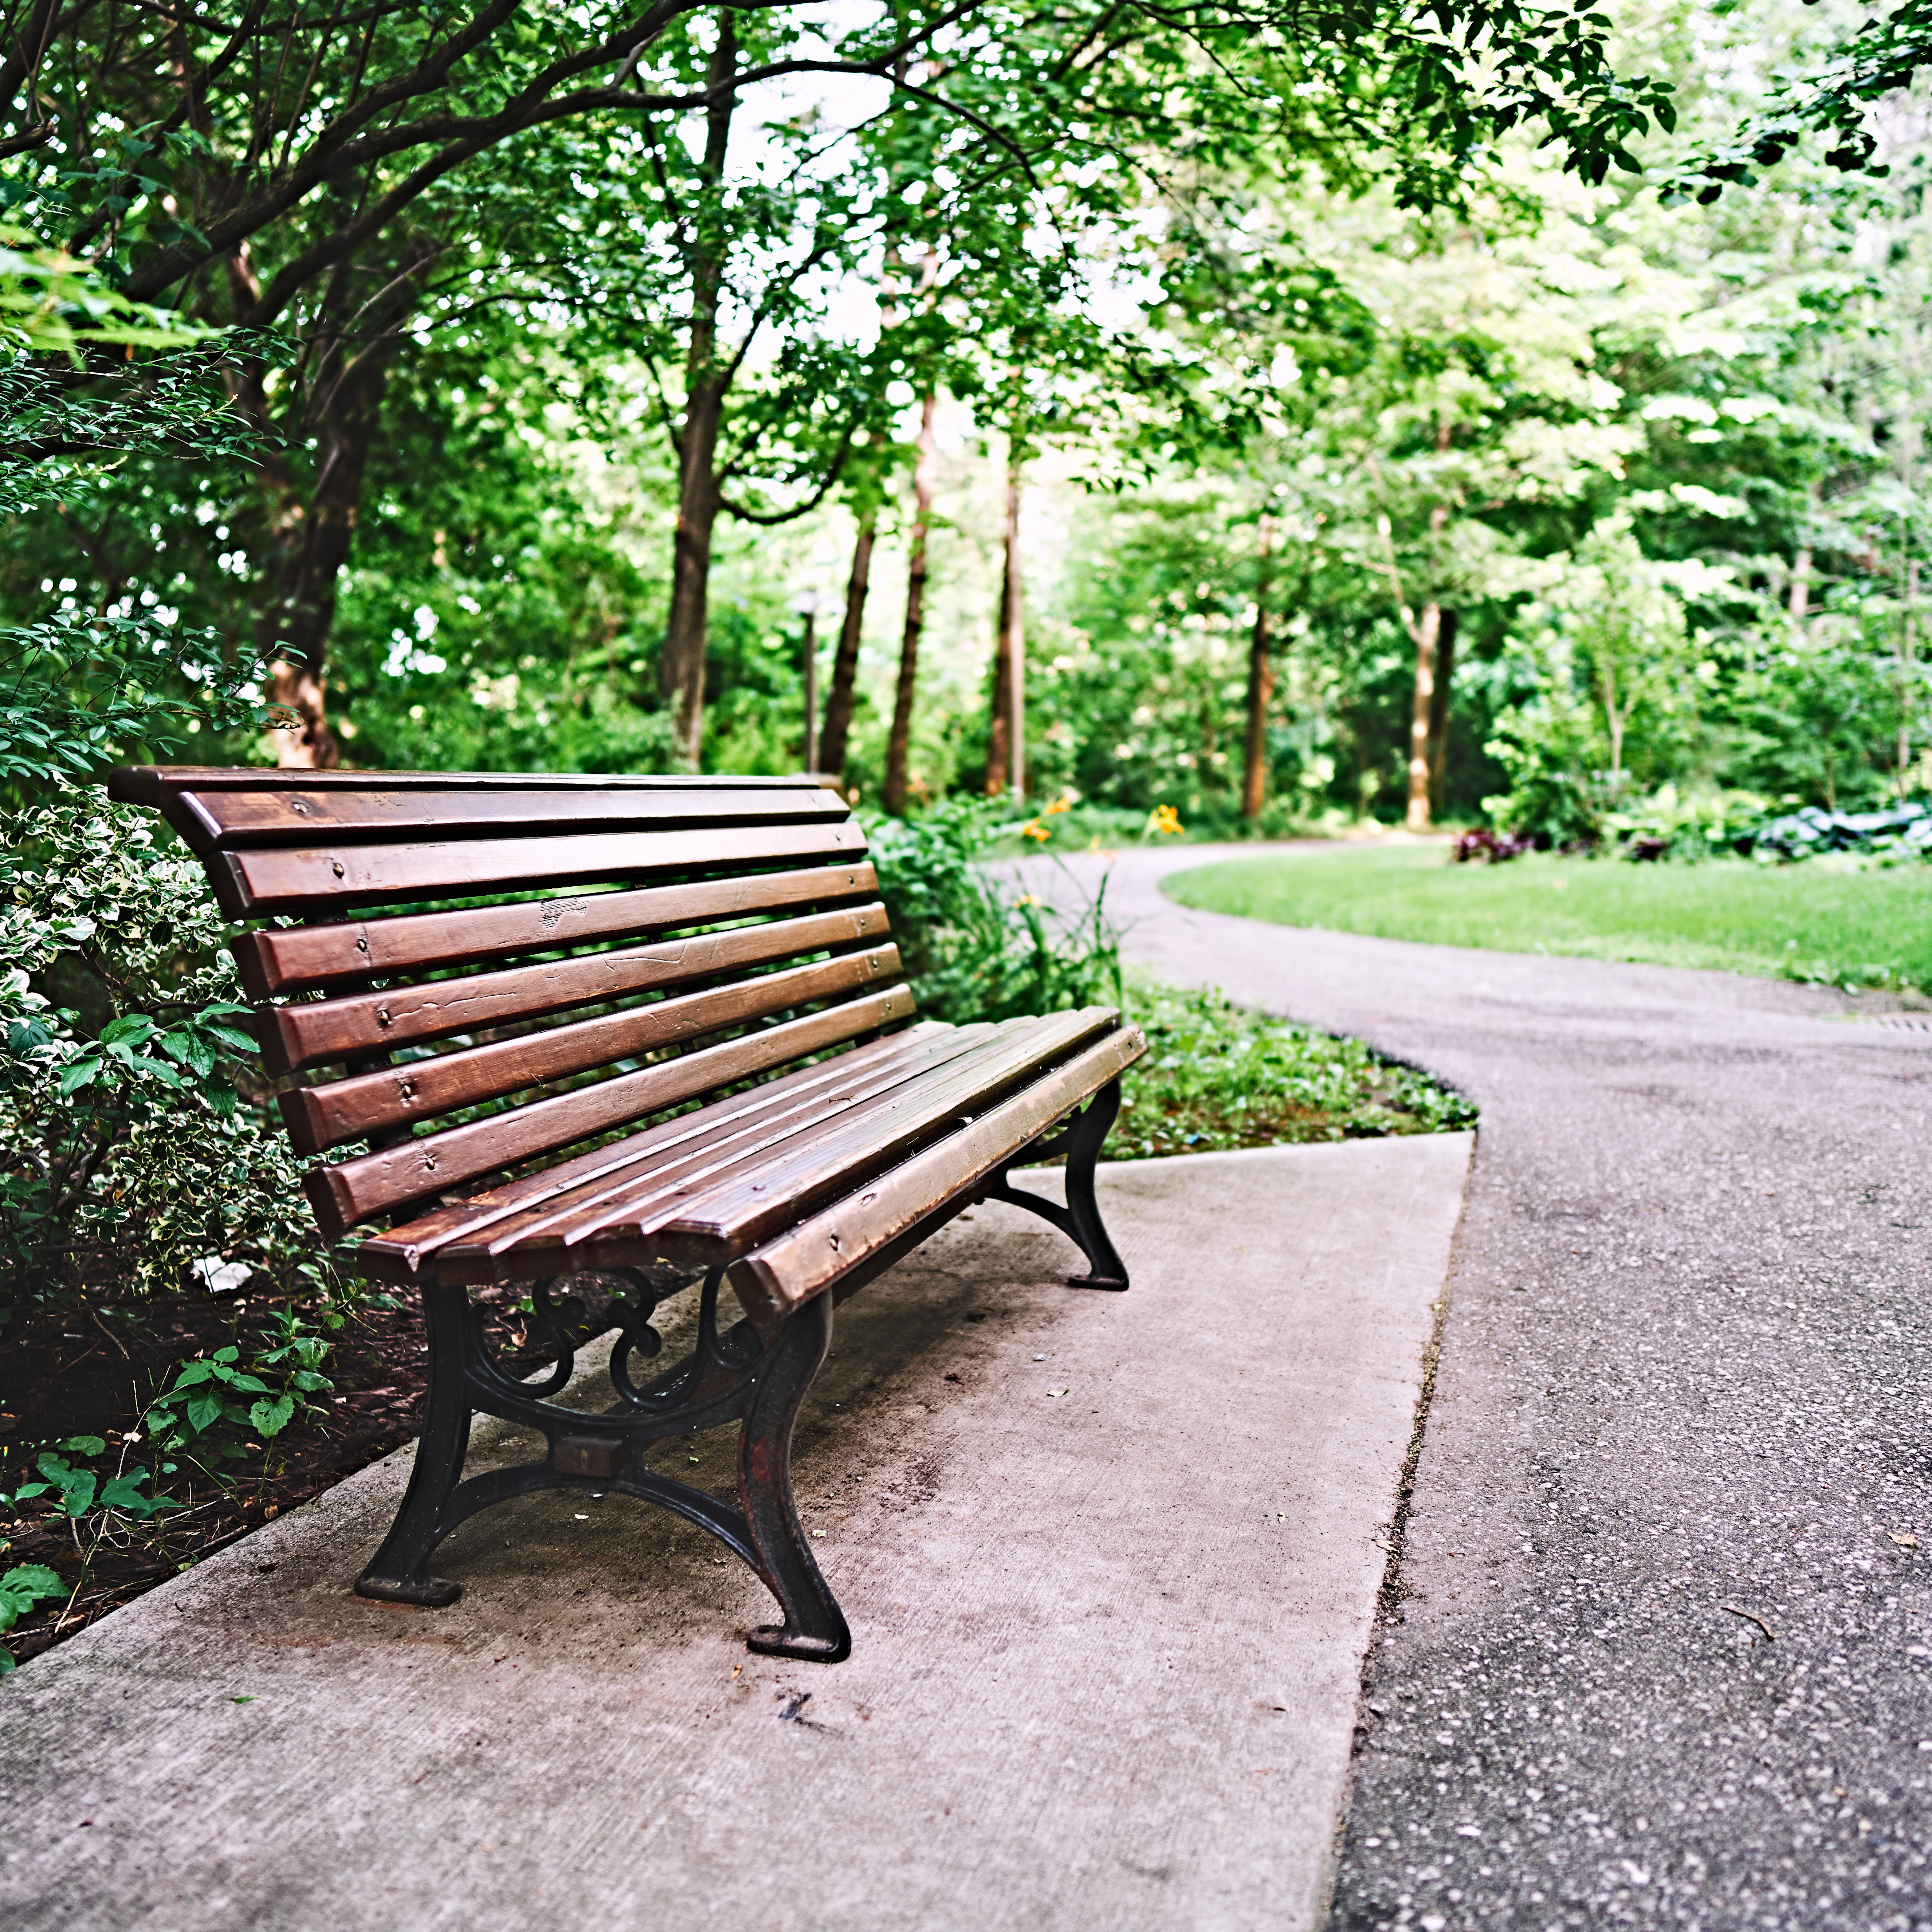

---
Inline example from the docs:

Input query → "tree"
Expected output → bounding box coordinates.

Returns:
[4,0,1699,767]
[983,439,1026,798]
[1242,513,1276,821]
[882,392,938,814]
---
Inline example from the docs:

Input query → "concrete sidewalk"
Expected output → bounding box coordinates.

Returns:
[1,1135,1470,1932]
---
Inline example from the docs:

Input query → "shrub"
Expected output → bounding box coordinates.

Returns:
[865,797,1122,1024]
[1751,800,1932,863]
[0,785,343,1332]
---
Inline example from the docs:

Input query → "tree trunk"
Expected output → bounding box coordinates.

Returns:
[882,393,936,816]
[1404,600,1444,829]
[251,241,435,768]
[1789,547,1811,620]
[984,454,1023,797]
[656,13,737,770]
[1899,557,1918,800]
[817,508,876,781]
[1241,514,1275,822]
[1427,606,1458,820]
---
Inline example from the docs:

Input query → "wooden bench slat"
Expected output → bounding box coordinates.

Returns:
[283,944,903,1153]
[649,1008,1122,1262]
[363,1024,964,1268]
[728,1024,1147,1320]
[166,784,848,854]
[303,983,915,1239]
[485,1021,1026,1261]
[261,902,891,1074]
[233,863,879,998]
[421,1026,1002,1274]
[109,766,825,803]
[208,820,868,917]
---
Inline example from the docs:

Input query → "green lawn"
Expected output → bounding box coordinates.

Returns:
[1163,847,1932,991]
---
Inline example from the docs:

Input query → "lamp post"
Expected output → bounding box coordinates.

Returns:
[794,589,824,775]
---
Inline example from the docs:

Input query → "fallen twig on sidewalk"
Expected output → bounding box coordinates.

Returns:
[1721,1603,1775,1641]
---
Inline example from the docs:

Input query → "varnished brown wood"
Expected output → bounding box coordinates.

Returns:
[357,1026,954,1272]
[283,943,904,1154]
[470,1022,1016,1264]
[367,1025,1003,1285]
[303,983,916,1240]
[207,820,868,918]
[164,783,847,856]
[108,765,825,804]
[232,863,880,999]
[650,1008,1120,1262]
[261,902,891,1074]
[727,1024,1146,1321]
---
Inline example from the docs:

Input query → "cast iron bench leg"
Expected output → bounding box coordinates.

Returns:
[355,1281,470,1605]
[1061,1077,1127,1287]
[741,1290,852,1662]
[974,1079,1130,1290]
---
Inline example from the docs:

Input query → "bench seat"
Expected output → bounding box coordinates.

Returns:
[107,765,1145,1662]
[362,1008,1141,1318]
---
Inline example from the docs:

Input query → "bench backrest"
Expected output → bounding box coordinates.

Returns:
[107,768,912,1241]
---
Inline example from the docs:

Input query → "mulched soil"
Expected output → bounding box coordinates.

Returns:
[0,1285,561,1670]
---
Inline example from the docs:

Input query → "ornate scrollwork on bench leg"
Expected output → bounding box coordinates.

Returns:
[353,1268,852,1659]
[974,1077,1130,1291]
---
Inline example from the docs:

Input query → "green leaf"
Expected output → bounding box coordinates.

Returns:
[248,1394,295,1438]
[38,1460,97,1516]
[98,1471,177,1518]
[0,1560,67,1631]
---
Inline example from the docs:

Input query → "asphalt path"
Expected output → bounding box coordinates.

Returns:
[1030,840,1932,1931]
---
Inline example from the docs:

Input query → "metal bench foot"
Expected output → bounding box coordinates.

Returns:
[354,1573,463,1607]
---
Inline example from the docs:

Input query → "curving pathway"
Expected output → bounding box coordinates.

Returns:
[1044,840,1932,1929]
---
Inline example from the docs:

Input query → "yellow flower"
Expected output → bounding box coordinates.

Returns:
[1022,820,1051,842]
[1045,792,1076,816]
[1148,804,1184,838]
[1015,892,1042,907]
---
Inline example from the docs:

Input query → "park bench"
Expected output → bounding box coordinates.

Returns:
[106,766,1145,1662]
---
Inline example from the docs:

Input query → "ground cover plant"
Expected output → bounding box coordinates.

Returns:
[1112,977,1477,1158]
[0,1289,538,1671]
[1165,846,1932,992]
